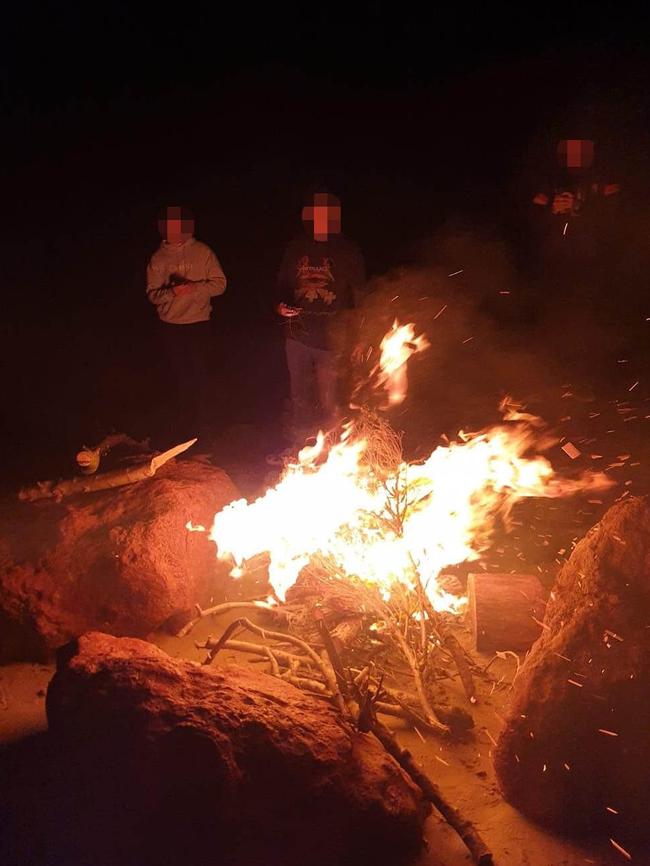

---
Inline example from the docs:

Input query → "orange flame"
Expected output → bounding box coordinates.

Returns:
[204,325,612,612]
[375,320,430,406]
[208,419,611,609]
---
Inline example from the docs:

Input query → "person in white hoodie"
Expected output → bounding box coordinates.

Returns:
[146,206,227,439]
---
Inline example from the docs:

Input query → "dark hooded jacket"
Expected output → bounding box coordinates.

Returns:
[277,231,366,350]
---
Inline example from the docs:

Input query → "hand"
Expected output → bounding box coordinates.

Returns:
[552,192,575,215]
[278,302,302,318]
[173,283,194,297]
[351,343,365,364]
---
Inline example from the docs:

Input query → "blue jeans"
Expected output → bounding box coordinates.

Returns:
[285,338,339,445]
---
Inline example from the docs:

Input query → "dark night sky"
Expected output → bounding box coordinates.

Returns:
[4,2,649,270]
[2,2,650,479]
[2,3,647,109]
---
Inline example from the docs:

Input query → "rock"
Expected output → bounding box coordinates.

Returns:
[45,631,429,866]
[0,461,239,658]
[494,497,650,837]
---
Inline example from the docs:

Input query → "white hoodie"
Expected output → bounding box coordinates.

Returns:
[146,237,227,324]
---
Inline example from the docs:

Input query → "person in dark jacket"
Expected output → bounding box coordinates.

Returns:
[276,192,366,449]
[529,138,620,280]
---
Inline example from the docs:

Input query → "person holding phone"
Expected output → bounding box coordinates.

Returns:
[146,206,226,439]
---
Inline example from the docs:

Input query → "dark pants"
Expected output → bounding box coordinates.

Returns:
[285,337,339,446]
[160,321,211,442]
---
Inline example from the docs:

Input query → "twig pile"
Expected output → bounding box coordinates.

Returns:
[186,408,479,733]
[180,410,494,863]
[188,571,491,864]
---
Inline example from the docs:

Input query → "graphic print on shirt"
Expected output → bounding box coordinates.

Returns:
[295,256,336,305]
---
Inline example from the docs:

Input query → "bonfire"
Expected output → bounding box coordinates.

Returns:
[177,320,612,865]
[181,317,611,727]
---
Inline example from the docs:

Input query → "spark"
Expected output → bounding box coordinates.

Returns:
[609,838,632,860]
[433,303,448,319]
[448,269,464,277]
[485,729,498,746]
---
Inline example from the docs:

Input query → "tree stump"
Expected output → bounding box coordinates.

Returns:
[466,572,545,653]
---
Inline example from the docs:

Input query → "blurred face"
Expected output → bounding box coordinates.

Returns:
[557,139,594,172]
[157,207,194,244]
[302,193,341,241]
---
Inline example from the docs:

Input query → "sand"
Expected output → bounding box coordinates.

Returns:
[3,609,646,866]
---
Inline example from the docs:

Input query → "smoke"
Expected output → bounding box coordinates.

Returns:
[350,220,641,458]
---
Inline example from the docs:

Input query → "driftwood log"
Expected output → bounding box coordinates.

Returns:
[467,573,545,652]
[18,439,197,502]
[371,720,494,866]
[0,460,238,657]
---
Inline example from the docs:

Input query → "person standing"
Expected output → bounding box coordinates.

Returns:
[146,206,226,440]
[529,138,620,282]
[275,192,366,450]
